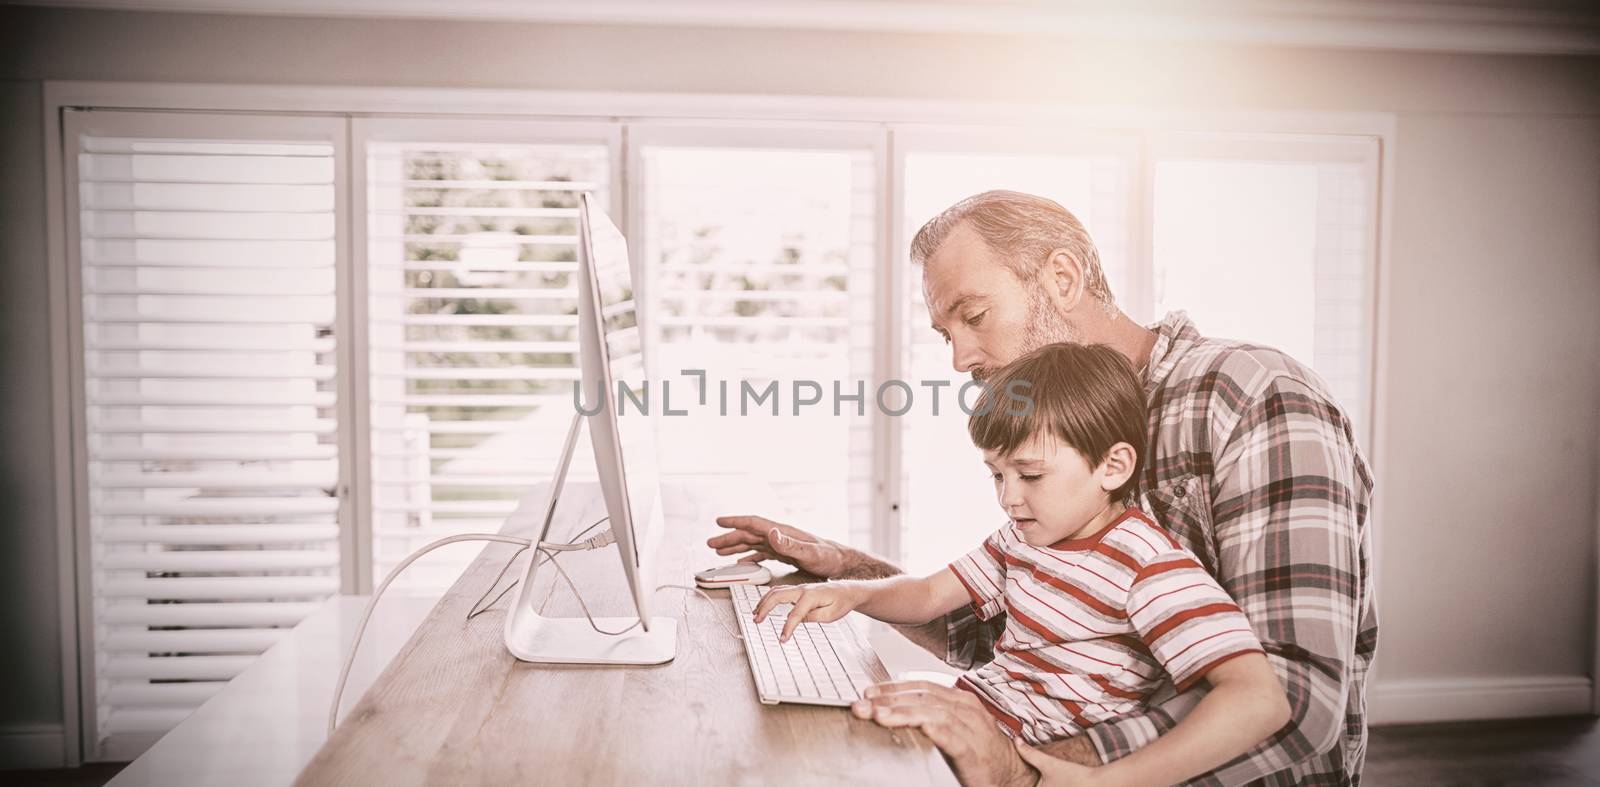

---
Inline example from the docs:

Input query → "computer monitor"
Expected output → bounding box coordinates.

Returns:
[501,193,676,665]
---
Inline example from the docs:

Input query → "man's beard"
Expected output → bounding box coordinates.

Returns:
[970,287,1077,382]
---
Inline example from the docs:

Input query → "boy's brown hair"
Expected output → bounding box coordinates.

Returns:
[967,342,1148,503]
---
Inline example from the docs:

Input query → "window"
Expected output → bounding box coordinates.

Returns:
[359,119,620,592]
[58,103,1380,760]
[1150,134,1378,434]
[634,128,880,546]
[66,111,347,759]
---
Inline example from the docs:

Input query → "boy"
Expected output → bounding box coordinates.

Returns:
[752,343,1290,787]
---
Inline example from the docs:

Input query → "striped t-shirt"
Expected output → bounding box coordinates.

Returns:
[948,507,1264,745]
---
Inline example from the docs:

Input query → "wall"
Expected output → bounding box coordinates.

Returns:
[2,3,1597,765]
[1374,111,1600,721]
[0,74,70,768]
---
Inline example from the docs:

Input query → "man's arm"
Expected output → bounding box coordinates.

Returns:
[710,515,959,657]
[1083,377,1373,782]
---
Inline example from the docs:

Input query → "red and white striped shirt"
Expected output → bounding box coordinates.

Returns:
[948,507,1264,745]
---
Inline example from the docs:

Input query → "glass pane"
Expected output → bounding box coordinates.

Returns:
[641,145,877,546]
[1154,159,1373,434]
[1155,161,1318,360]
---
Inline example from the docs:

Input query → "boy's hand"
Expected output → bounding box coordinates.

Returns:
[751,583,861,642]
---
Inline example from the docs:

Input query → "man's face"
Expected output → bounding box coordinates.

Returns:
[922,223,1074,381]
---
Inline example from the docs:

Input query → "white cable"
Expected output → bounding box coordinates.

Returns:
[327,532,745,737]
[655,583,741,641]
[327,533,531,737]
[536,545,643,636]
[465,517,611,621]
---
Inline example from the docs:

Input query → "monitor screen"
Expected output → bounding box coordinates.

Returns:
[501,193,675,663]
[584,195,659,567]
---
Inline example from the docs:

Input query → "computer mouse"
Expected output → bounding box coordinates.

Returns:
[694,562,772,588]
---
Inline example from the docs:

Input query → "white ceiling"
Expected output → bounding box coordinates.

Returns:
[9,0,1600,55]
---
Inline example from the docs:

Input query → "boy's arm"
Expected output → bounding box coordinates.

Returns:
[1091,654,1290,787]
[853,568,970,625]
[752,569,972,641]
[708,516,1010,668]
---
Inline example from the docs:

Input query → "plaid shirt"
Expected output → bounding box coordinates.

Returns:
[946,311,1377,786]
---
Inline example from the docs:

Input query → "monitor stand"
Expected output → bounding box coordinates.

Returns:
[504,614,677,665]
[502,411,677,665]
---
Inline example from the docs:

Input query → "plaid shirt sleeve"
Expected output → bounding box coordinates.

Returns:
[1084,374,1373,785]
[943,528,1011,668]
[943,603,1007,670]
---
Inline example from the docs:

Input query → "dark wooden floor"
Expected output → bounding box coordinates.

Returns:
[1366,716,1600,786]
[8,717,1599,785]
[4,762,125,786]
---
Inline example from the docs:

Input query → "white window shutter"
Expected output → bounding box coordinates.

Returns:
[364,135,613,592]
[69,113,347,760]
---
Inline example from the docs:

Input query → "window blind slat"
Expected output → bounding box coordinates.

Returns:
[94,499,340,517]
[103,683,228,708]
[372,474,545,487]
[94,471,339,489]
[89,392,339,407]
[104,708,208,736]
[91,446,338,461]
[90,418,338,434]
[376,287,576,299]
[99,576,341,601]
[87,363,337,380]
[98,524,339,545]
[102,656,258,682]
[368,367,578,382]
[87,337,337,352]
[372,234,576,245]
[101,602,322,627]
[102,629,288,654]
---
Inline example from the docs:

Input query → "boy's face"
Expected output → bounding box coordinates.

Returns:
[982,432,1119,548]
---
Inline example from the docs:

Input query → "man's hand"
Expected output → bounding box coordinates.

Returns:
[751,583,864,642]
[708,515,848,578]
[1013,740,1096,787]
[851,680,1038,787]
[1037,735,1100,767]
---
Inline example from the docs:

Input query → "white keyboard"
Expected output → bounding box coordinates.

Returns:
[728,583,891,707]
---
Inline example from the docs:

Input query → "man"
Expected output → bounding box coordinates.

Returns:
[710,190,1376,786]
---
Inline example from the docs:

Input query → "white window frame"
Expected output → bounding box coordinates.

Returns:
[42,81,1397,763]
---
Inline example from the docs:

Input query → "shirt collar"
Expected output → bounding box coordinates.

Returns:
[1142,310,1203,400]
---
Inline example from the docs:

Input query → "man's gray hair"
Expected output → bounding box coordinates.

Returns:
[910,190,1115,311]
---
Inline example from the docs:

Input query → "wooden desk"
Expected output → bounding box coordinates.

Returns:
[296,478,958,786]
